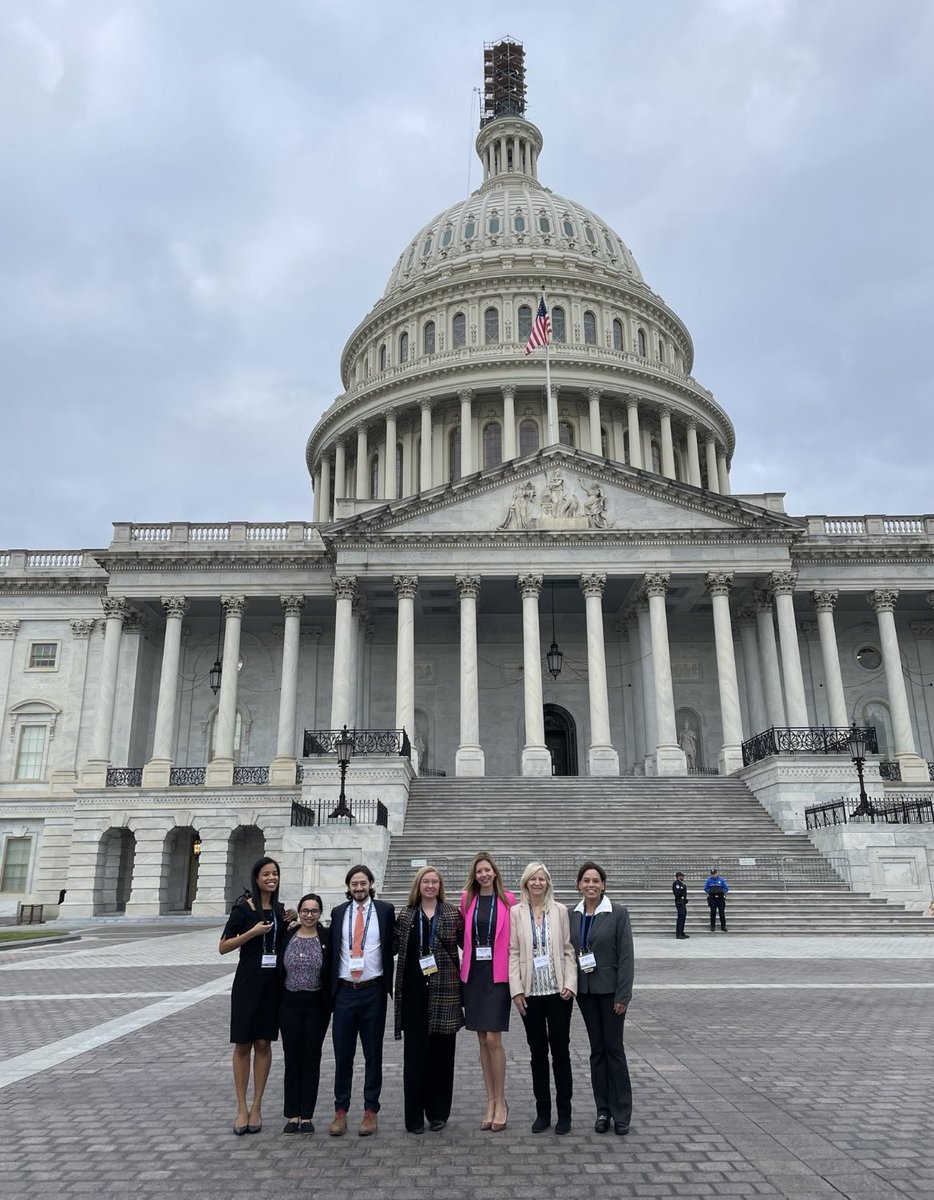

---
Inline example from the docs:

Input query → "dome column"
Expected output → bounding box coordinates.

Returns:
[626,398,643,469]
[312,467,322,522]
[811,590,848,728]
[517,573,551,776]
[705,573,744,774]
[643,574,687,775]
[704,436,720,493]
[580,573,619,776]
[394,576,419,773]
[334,439,346,500]
[455,575,485,776]
[587,389,602,456]
[459,389,474,475]
[383,410,397,500]
[717,448,731,495]
[868,589,928,780]
[501,386,517,460]
[355,424,368,499]
[319,456,332,521]
[659,406,676,479]
[685,421,702,487]
[419,397,434,492]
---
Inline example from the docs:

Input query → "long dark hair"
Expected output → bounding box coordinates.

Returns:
[250,856,281,913]
[462,851,508,906]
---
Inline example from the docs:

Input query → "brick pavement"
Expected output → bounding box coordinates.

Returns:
[1,928,933,1199]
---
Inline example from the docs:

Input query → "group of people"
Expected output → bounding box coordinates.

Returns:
[219,853,634,1139]
[671,868,730,937]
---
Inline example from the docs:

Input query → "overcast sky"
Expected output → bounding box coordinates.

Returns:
[2,0,932,550]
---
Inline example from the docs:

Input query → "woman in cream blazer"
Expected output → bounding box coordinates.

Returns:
[508,862,577,1135]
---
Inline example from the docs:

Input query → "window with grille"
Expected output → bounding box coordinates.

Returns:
[583,311,597,345]
[399,332,409,363]
[449,428,461,481]
[28,643,57,669]
[15,726,46,781]
[519,419,540,456]
[484,307,499,344]
[452,313,466,348]
[559,422,574,447]
[517,305,532,342]
[612,319,624,351]
[551,306,566,343]
[0,838,31,893]
[483,422,502,468]
[423,321,435,355]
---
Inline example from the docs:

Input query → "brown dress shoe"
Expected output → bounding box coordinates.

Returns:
[329,1110,348,1136]
[358,1109,378,1137]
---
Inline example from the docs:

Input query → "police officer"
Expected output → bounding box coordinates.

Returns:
[672,872,689,939]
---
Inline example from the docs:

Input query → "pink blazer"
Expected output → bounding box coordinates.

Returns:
[459,890,517,984]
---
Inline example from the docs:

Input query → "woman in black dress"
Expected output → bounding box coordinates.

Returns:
[219,856,287,1135]
[278,892,330,1134]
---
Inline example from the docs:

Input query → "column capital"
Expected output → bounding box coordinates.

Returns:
[685,417,698,431]
[868,588,898,614]
[332,576,357,602]
[69,618,96,638]
[418,394,434,411]
[280,594,306,617]
[626,394,640,411]
[768,571,798,596]
[752,589,774,613]
[0,619,21,639]
[393,574,419,600]
[161,595,189,619]
[501,384,516,401]
[657,403,672,419]
[516,572,543,599]
[586,387,602,403]
[455,574,481,600]
[704,571,734,597]
[221,594,247,618]
[579,571,607,598]
[355,421,369,436]
[380,406,396,422]
[457,388,474,404]
[811,589,839,612]
[643,572,670,599]
[101,595,128,621]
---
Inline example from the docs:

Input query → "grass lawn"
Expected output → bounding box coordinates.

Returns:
[0,929,69,943]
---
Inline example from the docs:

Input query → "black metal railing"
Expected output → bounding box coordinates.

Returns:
[105,767,143,787]
[806,794,934,829]
[302,728,411,758]
[290,798,388,827]
[169,767,206,786]
[688,767,719,776]
[419,767,447,778]
[233,766,269,786]
[879,760,901,781]
[742,725,877,766]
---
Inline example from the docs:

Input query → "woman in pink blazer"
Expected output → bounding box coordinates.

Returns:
[459,852,517,1132]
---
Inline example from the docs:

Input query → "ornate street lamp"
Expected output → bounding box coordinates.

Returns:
[328,724,355,820]
[209,607,223,695]
[848,722,875,818]
[547,582,563,679]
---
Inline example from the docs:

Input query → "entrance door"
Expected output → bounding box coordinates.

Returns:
[543,704,578,776]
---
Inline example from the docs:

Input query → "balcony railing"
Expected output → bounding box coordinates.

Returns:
[742,726,877,766]
[302,728,411,758]
[106,768,143,788]
[806,795,934,829]
[290,798,388,828]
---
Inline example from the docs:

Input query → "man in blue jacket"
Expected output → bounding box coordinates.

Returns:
[704,869,729,932]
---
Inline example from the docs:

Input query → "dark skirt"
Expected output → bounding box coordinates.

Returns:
[230,964,280,1043]
[463,958,511,1032]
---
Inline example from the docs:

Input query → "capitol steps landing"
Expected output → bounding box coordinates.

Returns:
[382,777,934,935]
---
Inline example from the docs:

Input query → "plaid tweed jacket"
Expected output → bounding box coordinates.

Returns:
[393,901,464,1039]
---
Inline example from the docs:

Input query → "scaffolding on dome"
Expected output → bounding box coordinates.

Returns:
[481,37,526,125]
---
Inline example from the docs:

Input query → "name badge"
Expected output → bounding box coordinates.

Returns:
[475,946,493,961]
[261,953,277,969]
[419,953,438,976]
[533,953,550,972]
[578,951,597,973]
[348,955,365,974]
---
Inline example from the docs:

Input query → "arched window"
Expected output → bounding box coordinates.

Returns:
[601,426,610,458]
[673,448,685,482]
[423,321,435,355]
[378,343,387,371]
[657,337,665,362]
[484,307,499,344]
[637,328,647,356]
[463,217,477,240]
[488,212,500,235]
[559,421,574,447]
[483,422,502,468]
[414,436,421,492]
[399,331,409,364]
[562,217,575,239]
[603,231,616,256]
[650,440,661,474]
[622,430,630,465]
[396,443,403,498]
[539,213,551,234]
[583,311,597,345]
[369,453,380,498]
[422,235,433,257]
[452,312,466,348]
[551,306,566,343]
[612,318,624,351]
[517,305,532,342]
[449,427,461,481]
[519,419,539,456]
[513,212,526,233]
[441,226,453,248]
[584,224,596,246]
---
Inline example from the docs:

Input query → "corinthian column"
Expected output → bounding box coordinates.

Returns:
[383,410,397,500]
[355,424,368,499]
[737,609,767,736]
[770,572,808,727]
[80,596,128,786]
[685,421,702,487]
[517,573,551,776]
[206,595,246,786]
[626,397,643,469]
[330,577,356,728]
[270,595,305,786]
[643,574,687,775]
[635,601,656,764]
[587,388,602,456]
[753,590,786,727]
[868,589,928,781]
[705,436,720,493]
[319,455,332,521]
[419,396,433,490]
[705,573,744,773]
[455,575,484,776]
[334,439,346,500]
[394,575,418,771]
[659,406,676,479]
[459,388,474,475]
[142,596,189,788]
[811,590,848,728]
[580,573,619,775]
[501,385,517,460]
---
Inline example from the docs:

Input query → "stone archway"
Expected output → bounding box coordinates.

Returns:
[160,826,201,913]
[93,828,136,915]
[543,704,578,776]
[225,825,265,907]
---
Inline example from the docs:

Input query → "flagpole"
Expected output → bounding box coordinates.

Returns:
[543,286,557,446]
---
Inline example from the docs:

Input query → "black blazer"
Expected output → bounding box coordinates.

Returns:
[569,901,634,1006]
[324,898,395,998]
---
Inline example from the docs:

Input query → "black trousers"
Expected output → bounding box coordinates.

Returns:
[401,1024,457,1130]
[576,992,632,1127]
[331,983,388,1113]
[675,901,687,937]
[279,988,329,1119]
[708,894,727,929]
[521,992,573,1119]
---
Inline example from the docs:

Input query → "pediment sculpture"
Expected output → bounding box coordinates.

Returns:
[499,469,612,531]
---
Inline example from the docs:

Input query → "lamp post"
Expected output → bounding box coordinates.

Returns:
[848,722,875,818]
[547,582,563,680]
[328,724,355,820]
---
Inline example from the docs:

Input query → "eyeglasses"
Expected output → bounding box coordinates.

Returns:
[299,909,320,917]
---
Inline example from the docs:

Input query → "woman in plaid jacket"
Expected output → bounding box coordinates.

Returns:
[393,866,465,1134]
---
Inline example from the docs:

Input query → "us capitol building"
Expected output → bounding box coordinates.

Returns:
[2,41,932,921]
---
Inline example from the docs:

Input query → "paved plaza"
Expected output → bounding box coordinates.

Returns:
[2,923,934,1200]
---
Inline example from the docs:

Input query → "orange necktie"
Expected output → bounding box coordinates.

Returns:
[351,902,365,979]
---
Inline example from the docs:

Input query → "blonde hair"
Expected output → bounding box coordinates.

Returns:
[462,851,508,906]
[407,865,446,907]
[519,861,554,908]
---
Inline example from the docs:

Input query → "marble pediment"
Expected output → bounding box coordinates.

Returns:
[332,451,800,539]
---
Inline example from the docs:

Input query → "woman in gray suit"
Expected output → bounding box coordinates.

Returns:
[568,861,634,1136]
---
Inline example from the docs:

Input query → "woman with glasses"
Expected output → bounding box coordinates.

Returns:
[278,892,330,1134]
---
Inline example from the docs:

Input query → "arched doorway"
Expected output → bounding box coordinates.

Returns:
[544,704,578,776]
[226,825,265,907]
[93,828,135,914]
[161,827,201,913]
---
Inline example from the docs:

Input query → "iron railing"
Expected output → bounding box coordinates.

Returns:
[806,794,934,829]
[106,767,143,787]
[303,728,411,758]
[169,767,206,786]
[233,766,269,786]
[291,800,316,827]
[742,726,877,766]
[419,767,447,778]
[879,760,901,781]
[290,798,388,828]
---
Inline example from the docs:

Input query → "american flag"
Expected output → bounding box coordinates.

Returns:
[524,296,551,355]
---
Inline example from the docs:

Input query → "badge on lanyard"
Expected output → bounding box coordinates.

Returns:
[533,953,550,972]
[578,950,597,973]
[419,953,438,976]
[261,953,277,969]
[348,955,365,974]
[475,945,493,961]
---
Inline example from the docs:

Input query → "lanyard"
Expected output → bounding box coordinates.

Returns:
[419,907,438,955]
[530,908,548,954]
[473,895,496,947]
[580,911,596,952]
[346,900,374,953]
[261,908,278,956]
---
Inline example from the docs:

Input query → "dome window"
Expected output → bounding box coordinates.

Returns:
[483,422,502,468]
[399,331,409,363]
[603,232,616,256]
[422,235,433,257]
[484,307,500,345]
[452,312,467,348]
[423,321,436,356]
[378,343,387,371]
[601,426,610,457]
[519,419,540,456]
[488,213,501,235]
[637,328,647,357]
[517,304,533,342]
[539,213,551,234]
[369,452,380,499]
[463,218,477,240]
[562,218,575,239]
[395,443,403,498]
[559,421,574,447]
[405,247,415,270]
[657,338,665,362]
[441,226,453,248]
[584,224,596,246]
[449,427,462,482]
[513,212,526,233]
[551,306,567,343]
[612,318,624,351]
[583,311,597,345]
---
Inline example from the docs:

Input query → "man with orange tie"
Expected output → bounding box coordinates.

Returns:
[325,864,395,1136]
